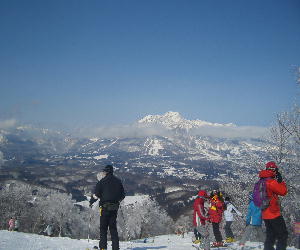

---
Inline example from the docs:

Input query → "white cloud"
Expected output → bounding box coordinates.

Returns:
[77,123,267,139]
[190,125,268,138]
[0,119,17,129]
[77,123,173,138]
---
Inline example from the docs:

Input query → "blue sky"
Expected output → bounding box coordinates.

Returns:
[0,0,299,129]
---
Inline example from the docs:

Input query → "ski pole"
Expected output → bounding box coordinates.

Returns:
[88,210,92,242]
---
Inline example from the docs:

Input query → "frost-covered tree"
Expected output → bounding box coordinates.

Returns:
[117,196,174,240]
[0,181,38,231]
[0,181,99,239]
[36,191,76,236]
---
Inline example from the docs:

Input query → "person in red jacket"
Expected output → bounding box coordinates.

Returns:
[208,190,225,247]
[193,190,210,249]
[259,161,288,250]
[193,190,210,250]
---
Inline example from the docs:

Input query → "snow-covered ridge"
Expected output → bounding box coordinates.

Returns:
[138,111,235,130]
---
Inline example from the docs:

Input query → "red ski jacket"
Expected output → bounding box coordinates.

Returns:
[193,192,208,227]
[259,170,287,220]
[208,195,224,223]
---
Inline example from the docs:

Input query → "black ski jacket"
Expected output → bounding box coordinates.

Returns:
[92,173,125,206]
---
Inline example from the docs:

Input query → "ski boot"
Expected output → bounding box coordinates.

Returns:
[225,237,236,243]
[193,239,201,244]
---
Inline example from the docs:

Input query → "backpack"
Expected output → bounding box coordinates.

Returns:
[252,178,270,210]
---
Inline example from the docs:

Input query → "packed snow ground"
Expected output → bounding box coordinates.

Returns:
[0,230,298,250]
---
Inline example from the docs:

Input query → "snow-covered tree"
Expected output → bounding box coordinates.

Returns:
[117,196,174,240]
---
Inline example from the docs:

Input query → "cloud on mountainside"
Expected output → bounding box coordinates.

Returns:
[0,116,267,139]
[77,123,173,138]
[0,119,17,129]
[78,123,268,139]
[190,125,268,138]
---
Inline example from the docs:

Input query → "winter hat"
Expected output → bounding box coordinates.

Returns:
[102,164,113,174]
[198,190,208,198]
[265,161,278,171]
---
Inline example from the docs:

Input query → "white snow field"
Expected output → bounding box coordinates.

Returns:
[0,230,298,250]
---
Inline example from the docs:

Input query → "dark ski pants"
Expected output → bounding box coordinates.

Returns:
[264,216,288,250]
[99,209,119,250]
[225,221,234,238]
[212,222,223,242]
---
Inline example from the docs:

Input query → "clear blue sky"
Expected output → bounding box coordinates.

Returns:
[0,0,299,128]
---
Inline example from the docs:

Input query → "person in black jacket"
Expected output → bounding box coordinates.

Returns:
[89,165,125,250]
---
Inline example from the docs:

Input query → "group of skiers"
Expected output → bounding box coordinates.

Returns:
[192,189,239,248]
[192,161,288,250]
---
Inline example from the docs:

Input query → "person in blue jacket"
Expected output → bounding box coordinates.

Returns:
[240,192,265,245]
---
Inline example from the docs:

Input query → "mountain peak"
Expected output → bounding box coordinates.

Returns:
[138,111,183,125]
[162,111,182,121]
[138,111,235,130]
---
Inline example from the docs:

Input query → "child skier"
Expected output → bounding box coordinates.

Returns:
[240,193,264,245]
[223,196,242,243]
[208,190,225,247]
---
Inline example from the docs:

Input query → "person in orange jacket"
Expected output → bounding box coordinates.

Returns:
[259,161,288,250]
[193,190,210,249]
[208,190,225,247]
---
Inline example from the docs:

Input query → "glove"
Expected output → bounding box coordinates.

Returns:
[276,171,283,183]
[89,195,97,208]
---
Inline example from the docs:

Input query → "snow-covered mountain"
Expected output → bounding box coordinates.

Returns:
[138,111,235,130]
[49,112,267,180]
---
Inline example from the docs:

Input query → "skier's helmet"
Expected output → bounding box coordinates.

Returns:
[198,190,208,198]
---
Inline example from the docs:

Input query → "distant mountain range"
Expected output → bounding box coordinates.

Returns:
[0,112,270,179]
